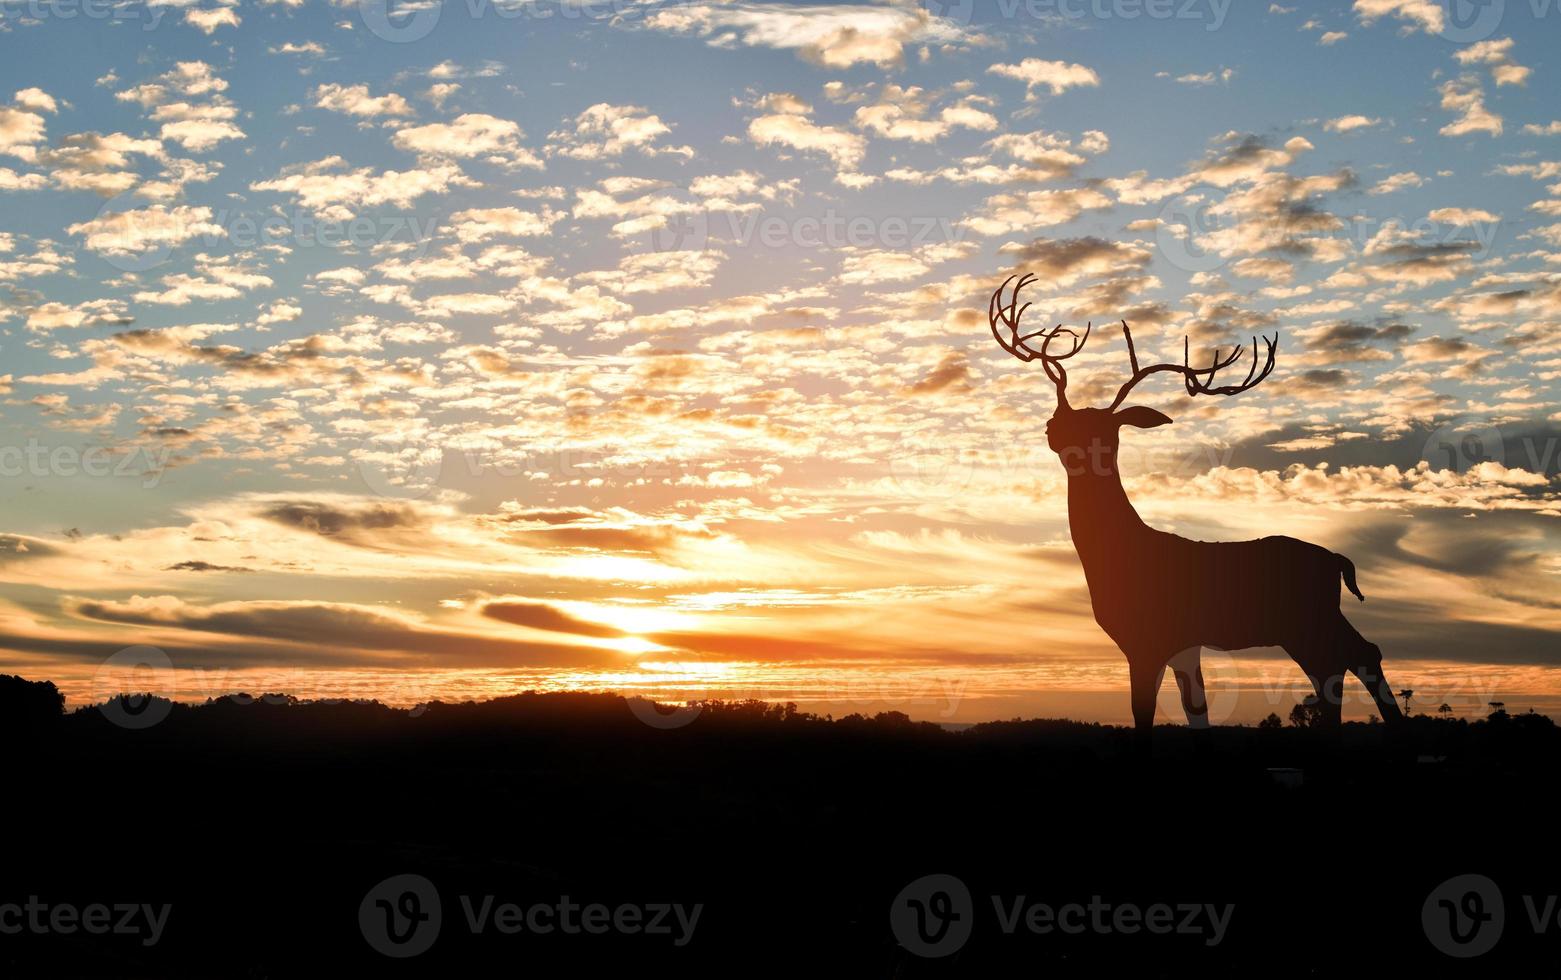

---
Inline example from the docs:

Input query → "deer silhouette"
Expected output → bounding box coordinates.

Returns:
[989,274,1405,741]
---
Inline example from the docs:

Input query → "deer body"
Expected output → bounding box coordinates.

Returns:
[989,275,1405,740]
[1066,453,1350,652]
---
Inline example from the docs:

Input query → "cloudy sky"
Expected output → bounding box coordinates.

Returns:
[1,0,1559,723]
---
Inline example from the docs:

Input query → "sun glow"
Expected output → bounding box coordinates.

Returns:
[600,636,675,656]
[558,601,701,636]
[636,661,743,676]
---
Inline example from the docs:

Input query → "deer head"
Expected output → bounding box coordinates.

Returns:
[988,273,1279,466]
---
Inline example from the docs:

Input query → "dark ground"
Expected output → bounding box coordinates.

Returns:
[3,674,1558,977]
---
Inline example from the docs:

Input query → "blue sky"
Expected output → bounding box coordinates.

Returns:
[1,0,1559,721]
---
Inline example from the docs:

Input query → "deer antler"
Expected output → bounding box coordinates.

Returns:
[1108,322,1278,411]
[989,273,1091,410]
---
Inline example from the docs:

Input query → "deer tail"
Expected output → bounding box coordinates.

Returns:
[1336,553,1365,602]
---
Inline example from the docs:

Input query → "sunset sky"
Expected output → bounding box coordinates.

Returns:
[2,0,1559,723]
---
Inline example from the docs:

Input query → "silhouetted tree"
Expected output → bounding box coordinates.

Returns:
[1512,708,1556,736]
[1258,713,1283,729]
[1289,699,1324,728]
[0,673,64,728]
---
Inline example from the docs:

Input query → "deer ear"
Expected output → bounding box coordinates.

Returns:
[1114,406,1173,430]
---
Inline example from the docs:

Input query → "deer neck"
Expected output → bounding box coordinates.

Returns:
[1062,446,1148,571]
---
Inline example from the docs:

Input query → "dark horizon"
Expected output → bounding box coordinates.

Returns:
[15,665,1557,728]
[6,669,1559,975]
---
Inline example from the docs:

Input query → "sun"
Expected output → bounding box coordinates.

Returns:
[600,636,674,656]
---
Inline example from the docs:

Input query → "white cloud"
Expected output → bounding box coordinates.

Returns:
[314,83,414,118]
[988,59,1101,99]
[117,62,229,107]
[960,188,1112,236]
[251,157,471,220]
[13,88,59,114]
[748,96,865,176]
[270,41,326,57]
[133,256,272,306]
[630,2,967,68]
[572,183,686,239]
[425,83,460,109]
[116,63,242,153]
[447,207,563,243]
[393,113,543,169]
[153,102,245,151]
[183,5,240,33]
[548,104,691,161]
[1428,207,1499,224]
[1453,37,1531,87]
[24,298,132,332]
[997,236,1153,288]
[0,167,47,191]
[579,250,724,295]
[1172,69,1236,86]
[852,88,997,142]
[0,105,48,160]
[1439,77,1502,138]
[67,205,223,256]
[1369,171,1426,195]
[1326,115,1381,133]
[257,301,303,325]
[1352,0,1443,34]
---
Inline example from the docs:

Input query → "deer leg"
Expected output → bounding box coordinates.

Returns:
[1353,662,1404,723]
[1302,666,1345,727]
[1286,635,1344,728]
[1168,646,1210,730]
[1128,657,1161,752]
[1292,667,1342,728]
[1339,615,1404,724]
